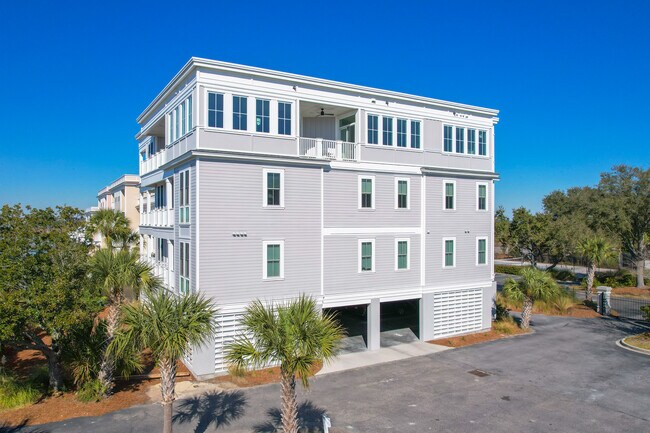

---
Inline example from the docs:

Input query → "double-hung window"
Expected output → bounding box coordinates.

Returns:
[467,129,476,154]
[477,183,488,211]
[263,168,284,207]
[359,176,374,209]
[444,125,453,152]
[263,241,284,279]
[278,101,292,135]
[396,178,409,209]
[179,170,190,224]
[477,237,487,265]
[444,181,455,210]
[396,238,409,270]
[181,101,187,136]
[367,114,379,144]
[359,239,375,272]
[208,92,224,128]
[179,241,190,293]
[397,119,407,147]
[382,117,393,145]
[455,127,465,153]
[256,99,270,133]
[155,184,165,208]
[443,238,455,268]
[233,95,247,130]
[410,120,421,149]
[478,130,487,156]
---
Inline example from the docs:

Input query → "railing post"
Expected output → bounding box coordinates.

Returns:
[316,138,323,158]
[336,141,342,160]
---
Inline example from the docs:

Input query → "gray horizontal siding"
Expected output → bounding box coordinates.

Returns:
[198,160,321,305]
[425,176,492,287]
[324,235,421,296]
[324,170,421,228]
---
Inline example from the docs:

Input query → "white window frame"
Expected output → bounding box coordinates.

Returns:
[358,239,375,273]
[478,129,489,157]
[262,168,285,208]
[207,91,224,129]
[358,175,375,210]
[263,240,284,280]
[382,116,394,146]
[179,169,190,224]
[278,101,292,136]
[442,124,454,153]
[476,182,488,211]
[476,236,488,266]
[443,180,456,211]
[367,114,379,145]
[179,241,190,294]
[395,177,410,210]
[410,120,421,149]
[442,237,456,268]
[395,238,410,271]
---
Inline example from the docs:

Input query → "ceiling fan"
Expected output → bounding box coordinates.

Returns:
[318,108,335,117]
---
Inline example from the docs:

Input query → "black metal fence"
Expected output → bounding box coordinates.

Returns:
[608,296,650,321]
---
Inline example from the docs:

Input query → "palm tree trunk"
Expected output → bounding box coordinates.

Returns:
[280,369,299,433]
[585,263,595,301]
[159,357,177,433]
[98,302,121,396]
[520,297,533,329]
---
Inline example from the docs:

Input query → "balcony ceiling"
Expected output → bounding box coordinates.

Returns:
[300,101,356,118]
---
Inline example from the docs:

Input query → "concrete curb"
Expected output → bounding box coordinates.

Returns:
[617,338,650,356]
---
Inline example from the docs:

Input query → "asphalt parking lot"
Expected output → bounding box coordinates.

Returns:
[4,315,649,433]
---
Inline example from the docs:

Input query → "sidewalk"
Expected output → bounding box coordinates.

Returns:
[317,340,450,375]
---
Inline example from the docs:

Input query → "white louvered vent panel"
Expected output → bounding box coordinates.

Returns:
[184,345,193,367]
[214,312,245,372]
[433,288,483,338]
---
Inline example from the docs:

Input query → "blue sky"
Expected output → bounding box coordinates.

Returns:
[1,0,648,214]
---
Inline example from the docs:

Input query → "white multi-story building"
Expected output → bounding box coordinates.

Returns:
[96,174,141,246]
[136,58,499,378]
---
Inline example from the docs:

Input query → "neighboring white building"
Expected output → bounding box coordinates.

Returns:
[136,58,499,378]
[97,174,141,240]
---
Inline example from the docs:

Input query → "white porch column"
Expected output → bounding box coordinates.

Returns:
[367,298,381,351]
[419,293,435,342]
[166,178,173,224]
[147,191,152,225]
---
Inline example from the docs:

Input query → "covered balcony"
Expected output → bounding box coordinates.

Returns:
[297,102,359,161]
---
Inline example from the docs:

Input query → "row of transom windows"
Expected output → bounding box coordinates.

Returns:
[206,92,293,136]
[443,125,488,156]
[367,114,421,148]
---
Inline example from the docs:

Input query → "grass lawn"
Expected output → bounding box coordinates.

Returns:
[623,333,650,351]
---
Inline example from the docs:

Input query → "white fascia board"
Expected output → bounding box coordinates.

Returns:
[330,161,422,174]
[137,57,499,128]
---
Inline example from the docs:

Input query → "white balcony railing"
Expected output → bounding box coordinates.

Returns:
[141,208,174,228]
[149,259,175,292]
[140,131,196,176]
[298,137,358,161]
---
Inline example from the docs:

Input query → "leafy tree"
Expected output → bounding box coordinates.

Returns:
[90,248,159,396]
[226,295,344,433]
[509,208,553,266]
[597,165,650,287]
[86,209,133,250]
[494,206,511,256]
[503,267,559,329]
[578,236,617,299]
[110,291,217,433]
[0,205,104,392]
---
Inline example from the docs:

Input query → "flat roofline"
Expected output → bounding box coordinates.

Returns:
[97,174,140,197]
[137,57,500,125]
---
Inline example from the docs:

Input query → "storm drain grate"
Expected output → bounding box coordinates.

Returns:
[468,369,490,377]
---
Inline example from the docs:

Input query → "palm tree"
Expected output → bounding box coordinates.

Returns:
[226,295,344,433]
[87,208,132,249]
[90,248,160,396]
[578,236,616,300]
[109,291,217,433]
[503,267,559,329]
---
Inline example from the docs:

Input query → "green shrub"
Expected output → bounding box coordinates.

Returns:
[593,269,640,288]
[495,293,510,321]
[549,269,576,282]
[641,305,650,321]
[0,372,42,410]
[552,295,575,314]
[76,379,108,403]
[494,265,524,276]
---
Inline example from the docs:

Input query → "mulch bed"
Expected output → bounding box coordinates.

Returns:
[429,327,529,348]
[0,345,190,427]
[209,362,322,388]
